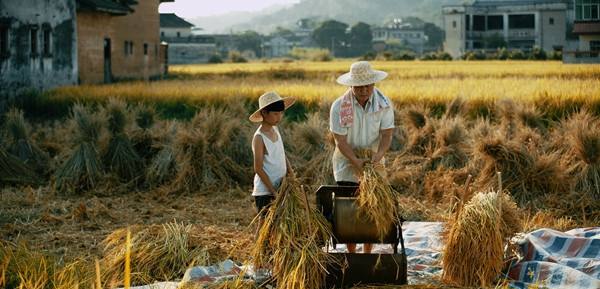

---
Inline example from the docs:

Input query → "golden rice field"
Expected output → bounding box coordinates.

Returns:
[50,61,600,109]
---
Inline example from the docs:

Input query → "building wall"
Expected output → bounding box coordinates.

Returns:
[0,0,77,95]
[167,43,217,64]
[160,27,191,38]
[443,10,466,59]
[77,0,163,84]
[540,10,566,51]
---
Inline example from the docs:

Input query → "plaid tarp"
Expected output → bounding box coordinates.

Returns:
[507,227,600,289]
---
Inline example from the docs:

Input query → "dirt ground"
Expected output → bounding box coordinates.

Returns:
[0,185,257,263]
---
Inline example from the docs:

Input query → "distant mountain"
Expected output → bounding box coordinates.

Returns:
[190,0,465,34]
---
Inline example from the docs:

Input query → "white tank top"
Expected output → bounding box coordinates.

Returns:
[252,126,287,196]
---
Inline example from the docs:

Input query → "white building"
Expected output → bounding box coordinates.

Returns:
[263,36,294,58]
[160,13,193,38]
[372,19,427,54]
[443,0,568,58]
[159,14,217,64]
[565,0,600,63]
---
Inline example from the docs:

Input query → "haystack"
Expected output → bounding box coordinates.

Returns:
[355,149,400,240]
[442,190,522,287]
[54,104,104,192]
[252,176,333,289]
[145,122,178,188]
[102,98,144,182]
[171,106,252,192]
[401,106,436,156]
[3,108,49,175]
[101,222,209,288]
[288,113,334,188]
[473,137,568,205]
[429,117,468,170]
[0,147,41,186]
[132,104,158,161]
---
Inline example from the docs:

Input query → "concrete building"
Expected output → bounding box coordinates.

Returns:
[565,0,600,63]
[372,19,427,54]
[0,0,78,94]
[159,14,217,64]
[443,0,569,58]
[263,36,294,58]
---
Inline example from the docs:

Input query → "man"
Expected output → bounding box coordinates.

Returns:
[329,61,395,254]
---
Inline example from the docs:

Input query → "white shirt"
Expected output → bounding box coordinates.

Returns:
[329,92,395,182]
[252,126,287,196]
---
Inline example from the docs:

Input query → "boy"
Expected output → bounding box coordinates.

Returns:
[249,91,295,219]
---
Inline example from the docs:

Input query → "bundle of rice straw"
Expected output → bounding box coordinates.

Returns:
[567,113,600,200]
[355,149,400,240]
[54,104,104,192]
[473,137,568,205]
[3,108,49,175]
[171,107,251,192]
[145,122,178,188]
[132,104,158,161]
[401,106,436,156]
[102,98,143,182]
[0,147,41,185]
[288,113,335,188]
[252,176,334,289]
[101,222,209,288]
[442,189,522,287]
[429,117,468,170]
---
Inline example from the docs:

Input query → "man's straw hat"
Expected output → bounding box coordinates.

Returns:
[249,91,295,122]
[336,61,388,86]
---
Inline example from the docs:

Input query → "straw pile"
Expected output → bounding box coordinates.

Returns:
[402,106,436,156]
[3,108,49,175]
[289,113,334,188]
[442,190,522,287]
[54,104,104,192]
[171,107,252,192]
[101,222,209,288]
[0,147,41,186]
[355,149,400,240]
[429,117,468,170]
[132,104,158,161]
[252,176,333,289]
[145,122,178,188]
[102,99,143,182]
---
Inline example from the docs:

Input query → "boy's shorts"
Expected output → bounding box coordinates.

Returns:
[254,195,275,217]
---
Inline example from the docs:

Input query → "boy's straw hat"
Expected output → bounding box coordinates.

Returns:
[249,91,295,122]
[336,61,388,86]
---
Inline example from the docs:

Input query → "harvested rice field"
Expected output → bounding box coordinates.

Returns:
[1,60,599,289]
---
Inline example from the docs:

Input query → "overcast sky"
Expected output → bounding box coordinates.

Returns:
[159,0,301,19]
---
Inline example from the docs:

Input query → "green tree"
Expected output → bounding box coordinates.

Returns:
[349,22,372,56]
[484,33,507,49]
[235,30,263,57]
[312,20,348,56]
[423,22,444,49]
[272,27,296,39]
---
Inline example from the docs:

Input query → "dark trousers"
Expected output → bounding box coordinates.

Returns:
[254,195,275,218]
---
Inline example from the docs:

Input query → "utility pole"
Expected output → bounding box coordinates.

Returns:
[331,37,335,57]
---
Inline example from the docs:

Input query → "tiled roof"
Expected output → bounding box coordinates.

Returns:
[76,0,132,15]
[160,13,194,28]
[573,21,600,35]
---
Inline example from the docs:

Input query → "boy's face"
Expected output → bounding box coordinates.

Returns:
[262,110,284,125]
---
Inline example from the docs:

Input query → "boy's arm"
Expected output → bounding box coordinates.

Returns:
[253,134,278,194]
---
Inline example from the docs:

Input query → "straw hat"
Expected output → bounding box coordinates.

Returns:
[336,61,388,86]
[249,91,295,122]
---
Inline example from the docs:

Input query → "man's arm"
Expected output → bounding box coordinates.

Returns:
[333,133,367,171]
[372,128,393,163]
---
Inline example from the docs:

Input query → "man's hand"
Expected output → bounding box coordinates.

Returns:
[371,151,385,164]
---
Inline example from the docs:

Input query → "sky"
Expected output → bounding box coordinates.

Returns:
[158,0,301,19]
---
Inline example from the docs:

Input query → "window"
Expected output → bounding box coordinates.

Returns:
[466,15,470,31]
[176,31,180,37]
[487,15,504,30]
[124,41,129,55]
[129,41,134,55]
[509,14,535,29]
[161,31,164,37]
[0,24,8,57]
[143,43,148,55]
[30,26,38,56]
[452,21,457,28]
[473,15,486,31]
[591,41,600,52]
[575,0,600,20]
[549,17,555,25]
[42,26,51,56]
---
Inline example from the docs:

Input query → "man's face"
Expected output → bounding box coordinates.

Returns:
[352,84,375,103]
